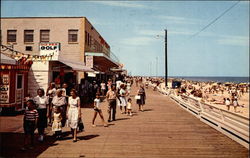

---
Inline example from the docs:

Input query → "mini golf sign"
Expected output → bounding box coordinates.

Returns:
[40,42,60,60]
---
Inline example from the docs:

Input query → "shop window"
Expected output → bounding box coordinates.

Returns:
[24,30,34,43]
[85,31,87,43]
[17,75,23,89]
[7,30,17,43]
[87,33,90,46]
[40,30,50,42]
[25,46,33,51]
[68,29,78,42]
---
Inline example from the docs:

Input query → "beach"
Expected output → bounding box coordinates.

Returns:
[145,77,249,118]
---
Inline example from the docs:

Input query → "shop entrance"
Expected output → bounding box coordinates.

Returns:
[16,74,24,111]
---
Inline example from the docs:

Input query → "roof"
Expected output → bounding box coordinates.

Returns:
[0,53,17,65]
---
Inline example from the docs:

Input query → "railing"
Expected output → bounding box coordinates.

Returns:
[156,87,249,149]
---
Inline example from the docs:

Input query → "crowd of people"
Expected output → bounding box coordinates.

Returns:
[144,76,249,113]
[21,76,147,151]
[175,80,249,112]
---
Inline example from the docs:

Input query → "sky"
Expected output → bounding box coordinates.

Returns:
[1,1,249,77]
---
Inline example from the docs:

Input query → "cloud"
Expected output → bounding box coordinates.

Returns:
[156,15,203,25]
[217,35,249,47]
[90,1,150,9]
[120,36,156,46]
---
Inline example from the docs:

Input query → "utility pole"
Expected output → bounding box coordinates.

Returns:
[165,29,168,88]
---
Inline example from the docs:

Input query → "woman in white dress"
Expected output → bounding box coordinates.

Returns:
[119,84,127,114]
[67,89,81,142]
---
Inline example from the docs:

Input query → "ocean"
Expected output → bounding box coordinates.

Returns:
[169,76,250,83]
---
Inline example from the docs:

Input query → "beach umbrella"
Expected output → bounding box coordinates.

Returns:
[239,83,246,85]
[211,83,218,86]
[224,82,232,86]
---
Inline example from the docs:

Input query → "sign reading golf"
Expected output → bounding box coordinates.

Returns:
[40,42,60,60]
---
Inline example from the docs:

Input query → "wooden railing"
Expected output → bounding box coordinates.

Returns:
[155,87,249,149]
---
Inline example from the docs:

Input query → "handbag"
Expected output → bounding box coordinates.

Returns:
[135,95,141,100]
[78,118,84,132]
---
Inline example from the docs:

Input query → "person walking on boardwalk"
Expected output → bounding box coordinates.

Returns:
[52,89,67,126]
[46,82,56,125]
[100,81,106,96]
[106,85,120,122]
[67,89,81,142]
[21,99,38,150]
[33,88,49,142]
[136,85,146,112]
[92,94,108,127]
[119,84,127,114]
[52,107,62,140]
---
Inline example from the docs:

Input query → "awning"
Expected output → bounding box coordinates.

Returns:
[58,58,94,72]
[1,53,17,65]
[110,68,125,72]
[85,52,119,72]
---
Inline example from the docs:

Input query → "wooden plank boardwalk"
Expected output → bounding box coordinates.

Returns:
[0,85,249,158]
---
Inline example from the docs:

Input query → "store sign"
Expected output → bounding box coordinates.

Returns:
[86,56,93,68]
[87,72,96,77]
[40,42,60,60]
[0,74,10,104]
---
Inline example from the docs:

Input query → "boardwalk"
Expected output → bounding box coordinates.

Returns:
[0,85,249,158]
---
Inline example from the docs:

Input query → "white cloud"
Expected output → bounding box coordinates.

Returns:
[120,37,156,46]
[156,15,203,25]
[90,1,150,9]
[217,35,249,47]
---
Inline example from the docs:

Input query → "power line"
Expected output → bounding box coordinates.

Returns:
[189,1,240,39]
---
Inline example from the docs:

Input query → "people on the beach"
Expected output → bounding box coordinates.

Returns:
[225,98,231,111]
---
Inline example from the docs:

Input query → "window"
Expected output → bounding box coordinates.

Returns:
[40,30,50,42]
[25,46,33,51]
[17,75,23,89]
[90,35,92,47]
[87,33,90,46]
[24,30,34,43]
[7,30,17,43]
[85,31,87,43]
[68,29,78,42]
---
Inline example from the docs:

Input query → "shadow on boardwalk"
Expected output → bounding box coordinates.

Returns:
[0,131,98,158]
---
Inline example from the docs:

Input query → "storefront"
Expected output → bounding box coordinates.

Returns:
[0,54,32,113]
[85,52,120,83]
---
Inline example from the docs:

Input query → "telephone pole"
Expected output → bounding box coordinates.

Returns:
[165,29,168,88]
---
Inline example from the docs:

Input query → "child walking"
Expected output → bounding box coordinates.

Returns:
[127,98,133,116]
[21,99,39,151]
[52,107,62,139]
[92,94,108,127]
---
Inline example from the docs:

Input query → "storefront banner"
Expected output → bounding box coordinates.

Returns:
[86,56,93,68]
[0,74,10,104]
[87,72,96,77]
[40,42,60,60]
